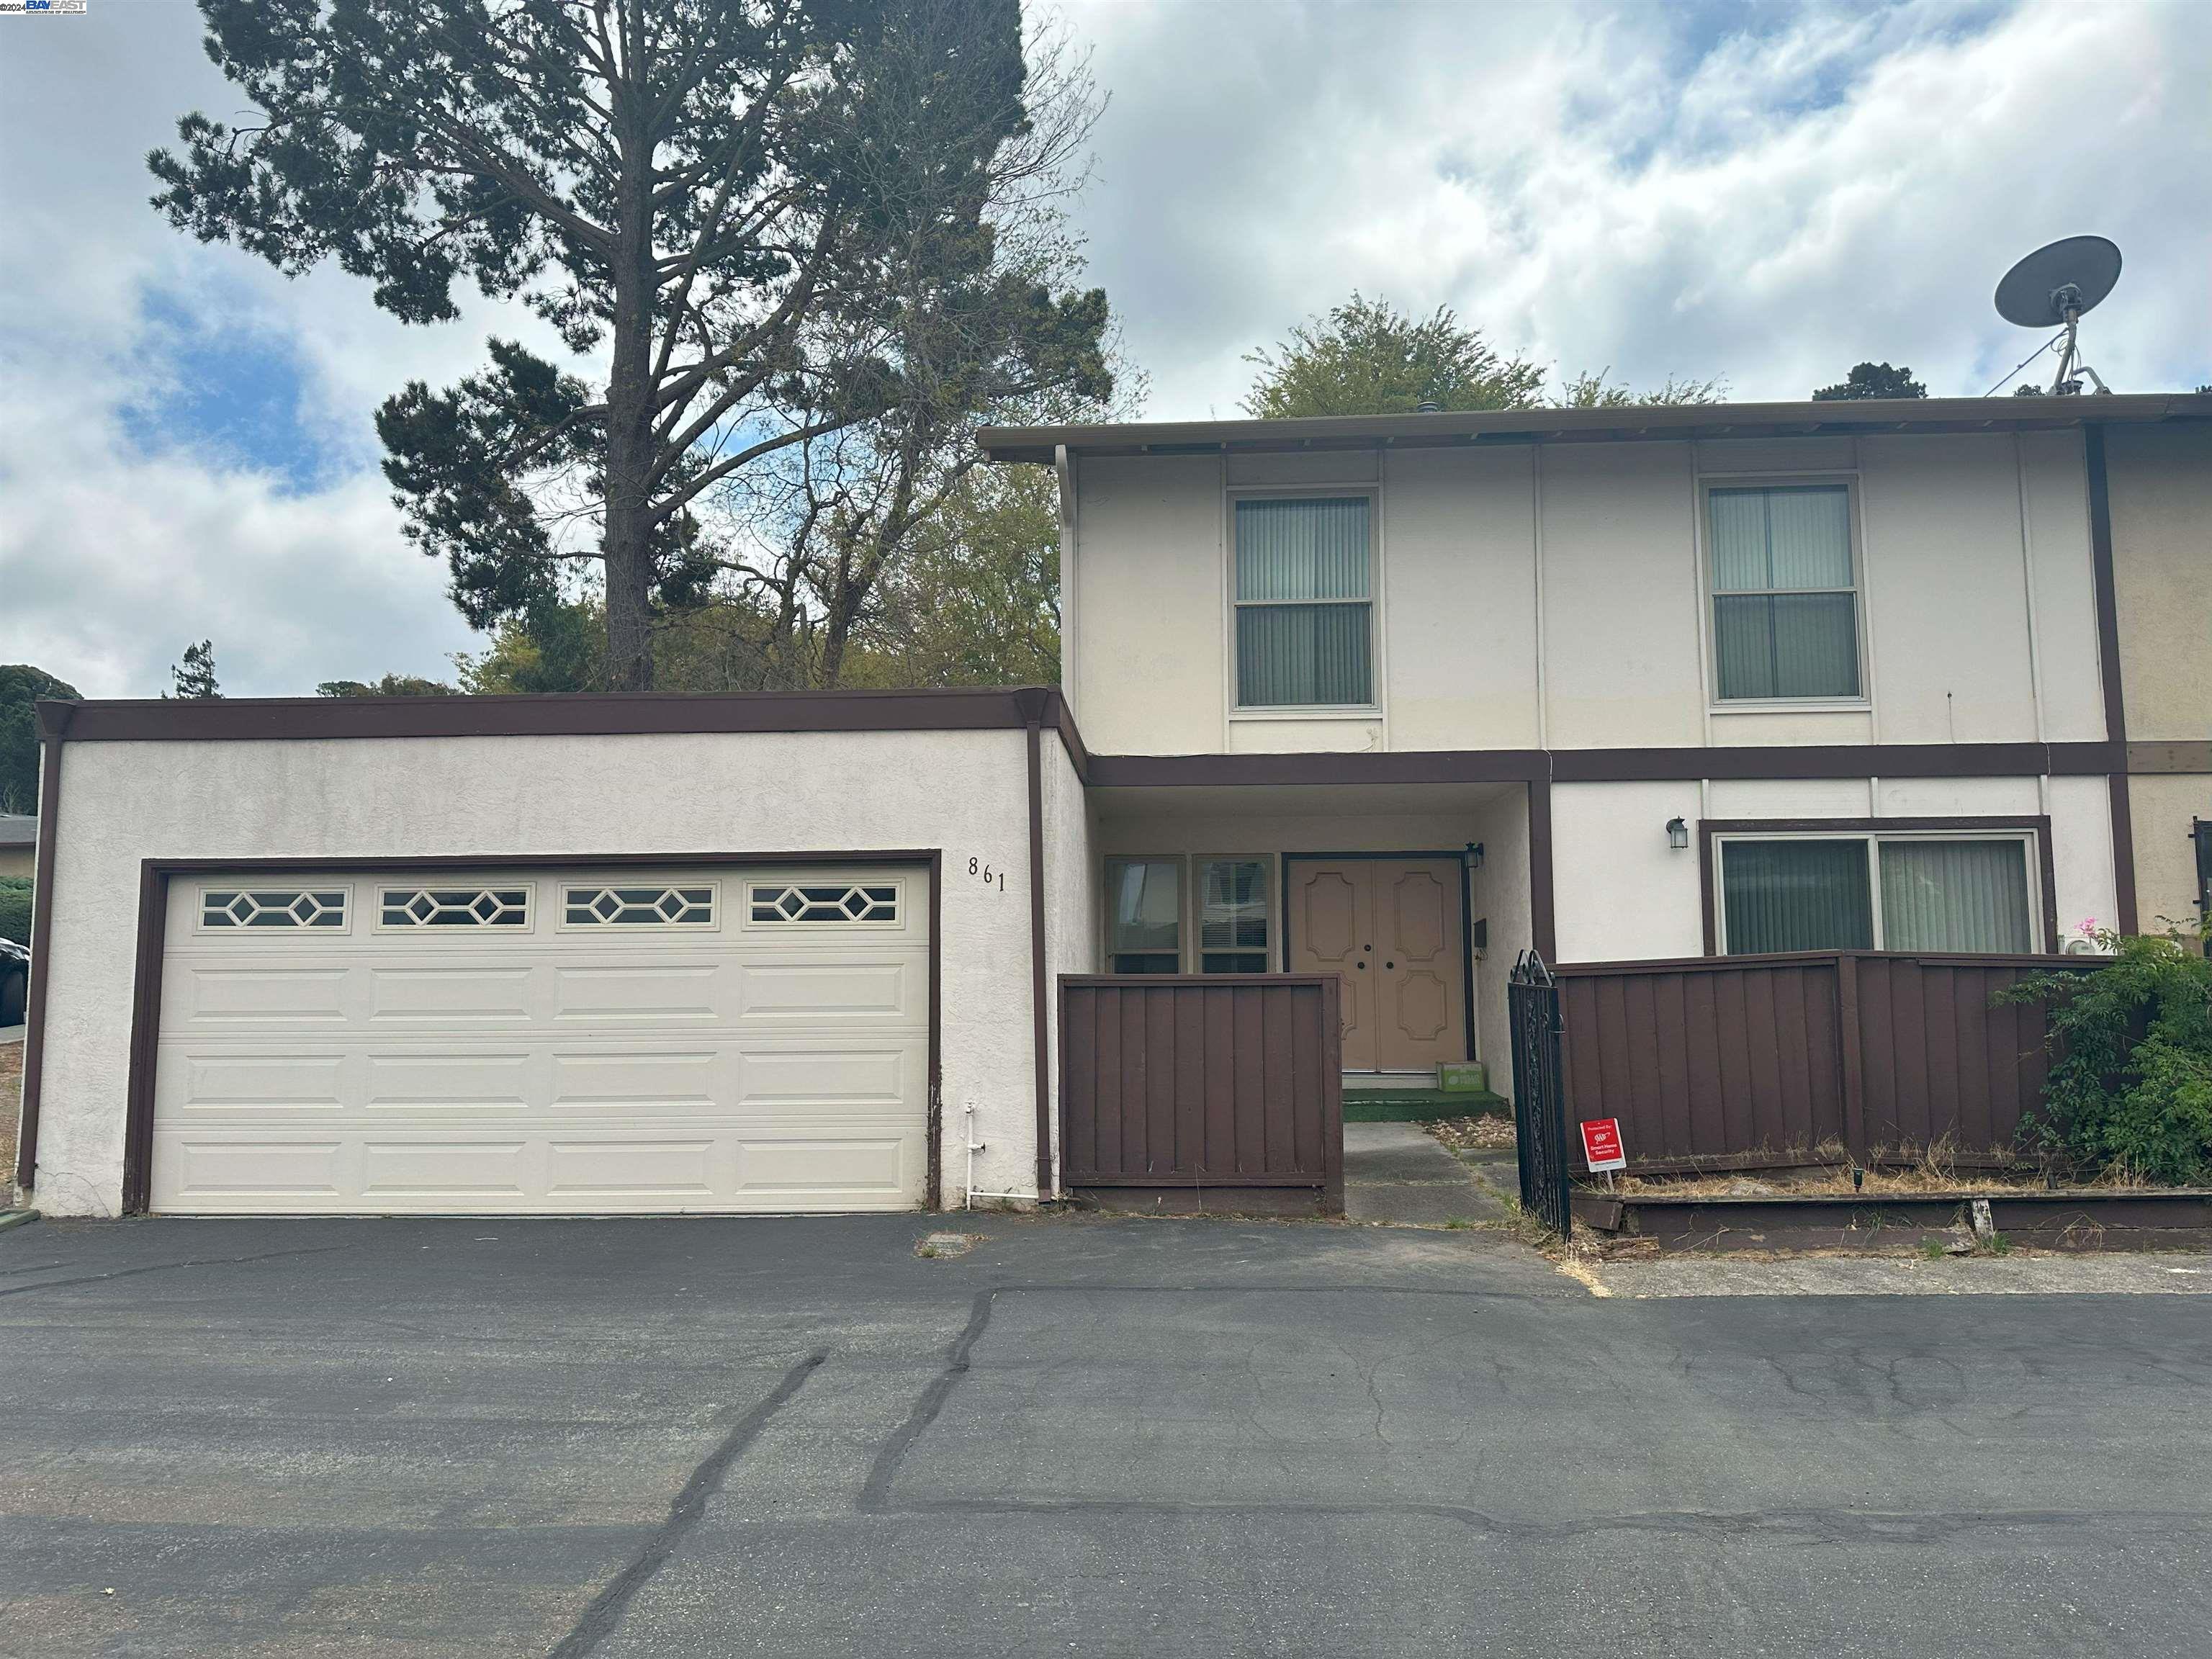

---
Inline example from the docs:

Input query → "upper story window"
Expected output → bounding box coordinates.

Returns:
[1233,495,1373,709]
[1708,484,1861,701]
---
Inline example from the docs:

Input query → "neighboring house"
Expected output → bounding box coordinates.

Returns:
[12,392,2208,1220]
[0,814,35,883]
[2103,422,2212,939]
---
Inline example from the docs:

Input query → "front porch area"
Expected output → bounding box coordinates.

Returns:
[1080,780,1536,1092]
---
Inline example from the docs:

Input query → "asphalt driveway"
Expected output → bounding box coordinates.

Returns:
[2,1213,2208,1658]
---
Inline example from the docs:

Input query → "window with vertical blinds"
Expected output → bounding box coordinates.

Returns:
[1198,858,1270,972]
[1709,485,1861,701]
[1719,836,2037,955]
[1234,496,1372,707]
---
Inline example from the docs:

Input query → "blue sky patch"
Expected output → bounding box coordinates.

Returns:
[117,289,354,493]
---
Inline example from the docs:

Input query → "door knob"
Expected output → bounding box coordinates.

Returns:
[1385,961,1395,969]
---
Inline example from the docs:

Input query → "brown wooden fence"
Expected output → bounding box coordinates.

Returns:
[1552,951,2089,1172]
[1059,975,1344,1210]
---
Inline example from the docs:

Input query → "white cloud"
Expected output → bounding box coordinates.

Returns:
[1064,0,2211,414]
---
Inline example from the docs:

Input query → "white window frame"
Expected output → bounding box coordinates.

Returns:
[194,884,354,936]
[1192,853,1277,974]
[559,878,724,932]
[1712,830,2044,955]
[1697,473,1872,713]
[1223,485,1385,720]
[1100,853,1280,974]
[739,878,901,931]
[374,882,537,933]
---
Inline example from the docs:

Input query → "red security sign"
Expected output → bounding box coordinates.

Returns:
[1580,1118,1626,1172]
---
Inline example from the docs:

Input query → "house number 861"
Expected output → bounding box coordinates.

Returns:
[969,857,1005,891]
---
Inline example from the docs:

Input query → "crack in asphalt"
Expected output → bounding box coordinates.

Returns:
[0,1244,354,1299]
[547,1349,827,1659]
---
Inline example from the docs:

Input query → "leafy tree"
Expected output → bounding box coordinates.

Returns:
[853,464,1061,686]
[151,0,1112,691]
[1243,293,1546,418]
[169,641,222,701]
[0,665,79,815]
[316,674,459,698]
[1557,368,1727,407]
[2000,925,2212,1183]
[1811,361,1927,400]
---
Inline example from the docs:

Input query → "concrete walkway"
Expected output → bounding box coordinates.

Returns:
[1342,1121,1512,1227]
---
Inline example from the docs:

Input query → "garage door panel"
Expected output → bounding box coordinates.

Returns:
[160,1136,346,1202]
[359,1139,531,1197]
[546,1138,719,1197]
[370,967,535,1022]
[736,1044,918,1108]
[168,1053,349,1112]
[363,1051,534,1110]
[736,958,917,1020]
[179,967,351,1025]
[552,963,721,1022]
[549,1048,720,1106]
[154,864,932,1214]
[735,1134,911,1196]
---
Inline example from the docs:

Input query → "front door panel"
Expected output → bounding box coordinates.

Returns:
[1378,864,1462,1071]
[1290,865,1373,1070]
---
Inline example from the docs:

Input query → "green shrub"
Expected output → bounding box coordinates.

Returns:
[2001,926,2212,1184]
[0,876,30,946]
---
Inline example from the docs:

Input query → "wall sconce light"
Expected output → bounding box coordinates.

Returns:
[1665,817,1689,851]
[1464,841,1484,870]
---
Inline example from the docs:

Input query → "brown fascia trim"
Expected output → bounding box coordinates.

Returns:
[1087,741,2119,791]
[1696,817,2060,958]
[977,393,2212,464]
[2083,423,2139,933]
[41,684,1084,757]
[113,850,945,1218]
[13,705,71,1190]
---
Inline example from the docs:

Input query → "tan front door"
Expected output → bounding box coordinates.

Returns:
[1288,858,1465,1073]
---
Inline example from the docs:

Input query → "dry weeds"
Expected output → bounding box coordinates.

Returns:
[1427,1115,1516,1154]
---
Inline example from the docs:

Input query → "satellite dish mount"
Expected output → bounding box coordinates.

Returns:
[1994,236,2122,396]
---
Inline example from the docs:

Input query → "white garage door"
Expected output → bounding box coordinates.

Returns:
[150,865,930,1214]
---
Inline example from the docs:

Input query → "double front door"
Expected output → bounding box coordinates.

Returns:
[1287,857,1466,1074]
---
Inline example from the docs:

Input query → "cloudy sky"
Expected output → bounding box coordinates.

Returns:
[1,0,2205,698]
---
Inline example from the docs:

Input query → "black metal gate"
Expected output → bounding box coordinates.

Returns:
[1506,950,1573,1238]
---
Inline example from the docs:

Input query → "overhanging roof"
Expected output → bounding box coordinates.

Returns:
[978,392,2212,464]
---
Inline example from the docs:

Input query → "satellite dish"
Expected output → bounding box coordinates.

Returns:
[1994,235,2121,395]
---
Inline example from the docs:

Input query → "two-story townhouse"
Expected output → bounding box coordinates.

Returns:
[12,395,2207,1219]
[988,395,2208,1083]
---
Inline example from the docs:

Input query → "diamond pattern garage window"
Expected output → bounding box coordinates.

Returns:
[564,885,716,926]
[749,884,898,924]
[379,887,531,927]
[201,889,347,930]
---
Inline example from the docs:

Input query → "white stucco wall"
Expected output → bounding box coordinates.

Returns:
[1465,788,1533,1091]
[26,728,1045,1217]
[1068,431,2110,758]
[1551,781,1706,963]
[1038,731,1097,1196]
